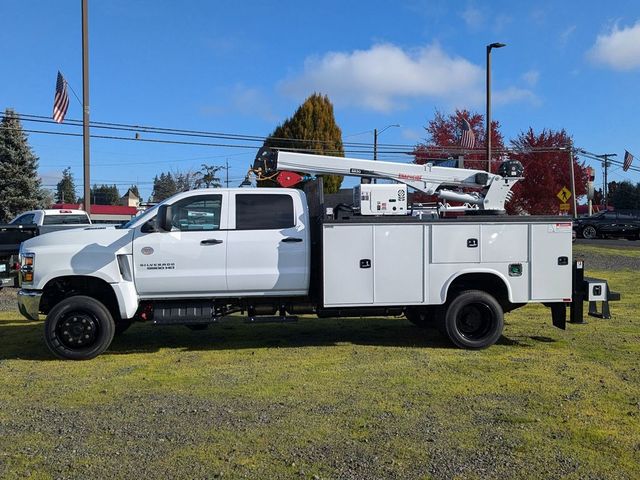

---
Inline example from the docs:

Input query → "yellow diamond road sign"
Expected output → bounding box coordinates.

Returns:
[557,187,572,203]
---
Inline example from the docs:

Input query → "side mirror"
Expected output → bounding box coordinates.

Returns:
[157,205,173,232]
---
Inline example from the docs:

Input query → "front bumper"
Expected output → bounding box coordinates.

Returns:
[18,289,43,321]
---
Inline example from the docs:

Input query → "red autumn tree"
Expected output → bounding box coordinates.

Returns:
[508,128,588,215]
[413,109,505,172]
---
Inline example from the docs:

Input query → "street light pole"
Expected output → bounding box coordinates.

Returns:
[486,42,506,173]
[372,124,400,184]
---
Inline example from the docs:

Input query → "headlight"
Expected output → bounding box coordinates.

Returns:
[20,253,35,285]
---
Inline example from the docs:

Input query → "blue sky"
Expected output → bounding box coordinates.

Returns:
[2,0,640,201]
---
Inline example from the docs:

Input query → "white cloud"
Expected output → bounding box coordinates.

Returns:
[588,21,640,71]
[280,43,537,112]
[461,6,485,29]
[494,87,540,106]
[280,43,483,112]
[522,70,539,87]
[560,25,576,45]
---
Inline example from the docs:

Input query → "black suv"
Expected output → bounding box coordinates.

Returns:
[574,211,640,240]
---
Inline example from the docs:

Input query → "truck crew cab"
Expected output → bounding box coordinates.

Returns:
[17,151,619,359]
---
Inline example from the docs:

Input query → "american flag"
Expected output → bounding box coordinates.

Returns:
[52,71,69,123]
[460,118,475,149]
[623,150,634,172]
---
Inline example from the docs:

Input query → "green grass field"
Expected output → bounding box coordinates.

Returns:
[0,267,638,479]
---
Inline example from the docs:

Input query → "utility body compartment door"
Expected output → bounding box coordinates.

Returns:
[322,224,425,306]
[323,225,374,305]
[530,222,572,300]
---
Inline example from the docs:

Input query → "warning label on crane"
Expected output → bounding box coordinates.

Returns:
[557,187,572,203]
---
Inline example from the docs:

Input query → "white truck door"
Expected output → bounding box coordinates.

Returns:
[132,193,228,296]
[226,192,309,295]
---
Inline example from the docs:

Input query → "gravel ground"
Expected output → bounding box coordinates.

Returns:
[573,248,640,271]
[0,286,16,311]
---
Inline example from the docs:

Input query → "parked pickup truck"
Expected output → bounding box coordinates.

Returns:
[17,184,619,360]
[1,209,92,288]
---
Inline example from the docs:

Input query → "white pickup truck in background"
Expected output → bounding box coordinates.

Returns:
[16,151,619,360]
[1,209,93,289]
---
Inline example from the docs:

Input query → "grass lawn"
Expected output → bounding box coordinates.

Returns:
[0,269,638,479]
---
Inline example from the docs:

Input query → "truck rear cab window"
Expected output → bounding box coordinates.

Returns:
[172,195,222,231]
[43,214,89,225]
[235,194,294,230]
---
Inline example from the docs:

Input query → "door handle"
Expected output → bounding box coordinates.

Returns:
[281,237,303,243]
[201,239,223,245]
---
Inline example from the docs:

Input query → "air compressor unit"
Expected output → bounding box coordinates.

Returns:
[353,184,408,216]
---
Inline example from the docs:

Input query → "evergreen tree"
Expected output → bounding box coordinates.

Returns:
[152,172,178,201]
[0,109,44,221]
[56,167,77,203]
[90,184,120,205]
[610,181,640,210]
[263,93,344,193]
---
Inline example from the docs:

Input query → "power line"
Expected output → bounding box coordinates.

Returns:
[14,113,413,150]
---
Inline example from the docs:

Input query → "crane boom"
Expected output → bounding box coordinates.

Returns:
[252,149,523,212]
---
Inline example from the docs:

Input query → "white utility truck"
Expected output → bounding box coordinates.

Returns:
[17,150,618,359]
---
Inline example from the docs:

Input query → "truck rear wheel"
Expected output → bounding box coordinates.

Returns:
[44,296,115,360]
[442,290,503,349]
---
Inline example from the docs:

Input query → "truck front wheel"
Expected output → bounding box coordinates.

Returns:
[44,296,115,360]
[443,290,504,349]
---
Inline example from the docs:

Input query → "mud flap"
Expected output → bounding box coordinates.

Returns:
[545,303,567,330]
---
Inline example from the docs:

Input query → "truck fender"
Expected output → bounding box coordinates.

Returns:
[439,269,513,305]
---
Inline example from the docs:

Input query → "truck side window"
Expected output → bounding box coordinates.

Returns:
[12,214,35,225]
[235,194,294,230]
[171,195,222,231]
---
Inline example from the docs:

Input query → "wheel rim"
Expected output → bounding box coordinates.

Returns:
[56,311,99,349]
[456,303,494,341]
[583,226,596,239]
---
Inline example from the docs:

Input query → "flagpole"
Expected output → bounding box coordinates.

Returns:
[81,0,91,214]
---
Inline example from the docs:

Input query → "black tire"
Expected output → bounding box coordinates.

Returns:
[582,225,597,239]
[442,290,504,349]
[114,319,133,336]
[186,324,209,331]
[44,295,115,360]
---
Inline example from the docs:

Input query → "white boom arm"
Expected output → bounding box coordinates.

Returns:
[253,149,523,212]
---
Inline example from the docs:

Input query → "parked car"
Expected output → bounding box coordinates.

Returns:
[574,211,640,240]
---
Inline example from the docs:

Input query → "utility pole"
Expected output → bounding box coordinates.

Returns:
[599,153,616,208]
[81,0,91,214]
[371,124,399,184]
[225,158,229,187]
[373,128,378,184]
